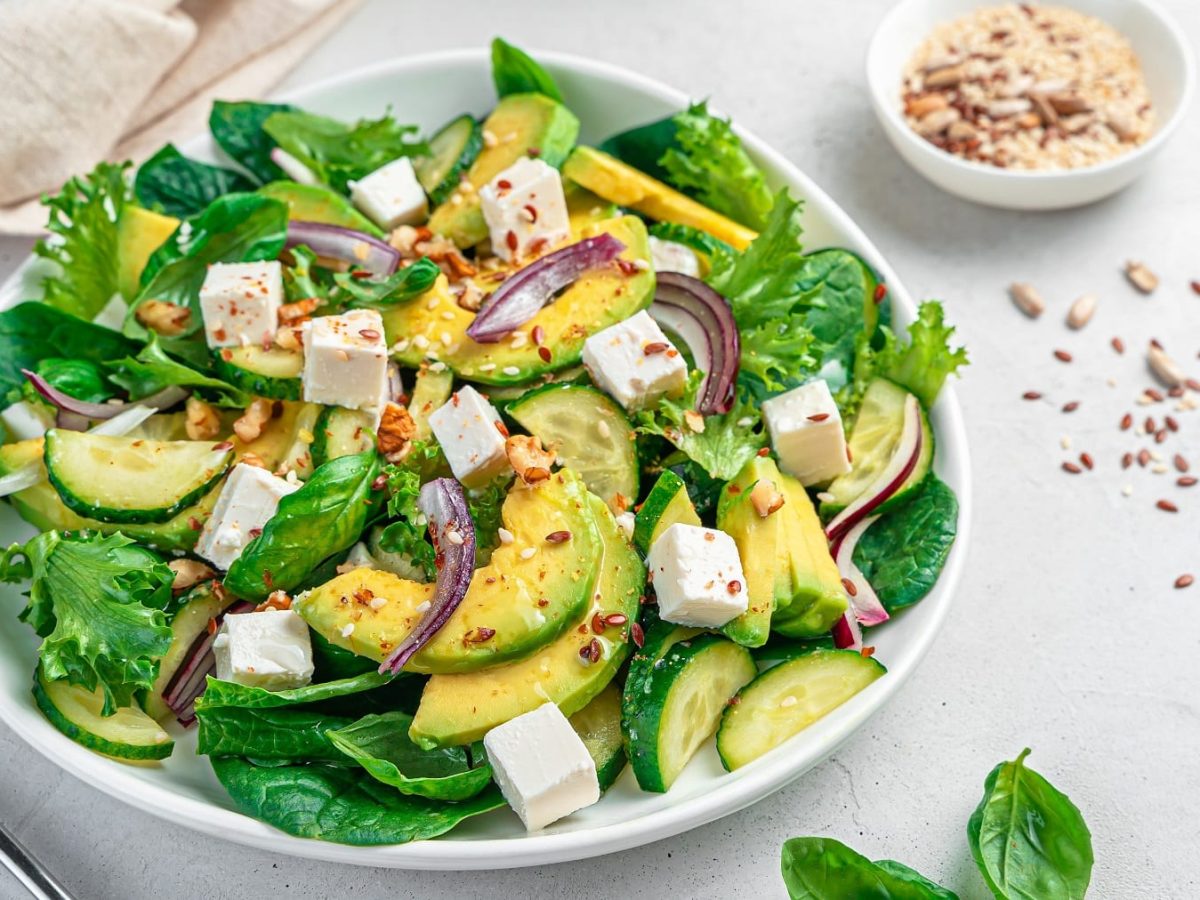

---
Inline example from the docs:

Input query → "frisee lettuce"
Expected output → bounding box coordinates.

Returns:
[378,441,443,579]
[34,162,131,319]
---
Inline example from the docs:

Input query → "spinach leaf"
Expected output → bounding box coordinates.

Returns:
[106,335,248,407]
[210,756,505,846]
[853,476,958,611]
[129,193,289,340]
[312,630,379,681]
[32,358,113,403]
[0,303,139,396]
[326,711,492,801]
[333,257,440,308]
[599,116,677,182]
[795,249,875,382]
[4,531,173,715]
[33,162,131,318]
[197,705,352,762]
[209,100,294,184]
[968,749,1093,900]
[490,38,563,102]
[224,451,383,600]
[198,671,392,711]
[263,110,426,195]
[135,144,256,218]
[781,837,958,899]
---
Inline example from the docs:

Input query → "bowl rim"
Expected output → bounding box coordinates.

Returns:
[865,0,1196,182]
[0,46,973,870]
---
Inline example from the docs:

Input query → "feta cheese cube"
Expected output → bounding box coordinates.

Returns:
[645,523,748,628]
[0,401,54,442]
[196,463,299,571]
[761,380,851,486]
[199,260,284,349]
[301,309,390,412]
[483,703,600,831]
[213,609,314,692]
[92,293,129,330]
[479,157,570,262]
[350,157,428,230]
[581,310,688,411]
[427,385,509,487]
[648,237,701,277]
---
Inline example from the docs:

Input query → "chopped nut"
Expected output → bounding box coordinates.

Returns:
[1066,294,1096,329]
[377,402,416,461]
[915,107,961,136]
[749,479,786,518]
[255,590,292,612]
[1148,346,1186,388]
[1105,107,1137,141]
[946,120,978,142]
[905,94,949,118]
[988,97,1033,119]
[1124,260,1159,294]
[185,397,221,441]
[233,398,274,443]
[274,325,302,351]
[1028,92,1058,126]
[278,298,320,325]
[239,452,267,469]
[168,558,215,592]
[1009,282,1045,318]
[923,63,965,89]
[505,434,555,484]
[1047,92,1090,115]
[135,300,191,336]
[683,410,706,434]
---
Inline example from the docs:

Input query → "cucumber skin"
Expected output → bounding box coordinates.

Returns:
[416,115,484,206]
[310,407,376,468]
[44,432,231,526]
[33,674,174,761]
[213,353,302,401]
[632,469,697,557]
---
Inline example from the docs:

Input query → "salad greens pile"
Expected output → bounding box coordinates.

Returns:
[0,38,968,848]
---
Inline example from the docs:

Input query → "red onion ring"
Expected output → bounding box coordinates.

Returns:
[829,515,890,627]
[285,221,400,277]
[648,272,740,415]
[22,369,187,426]
[162,599,254,726]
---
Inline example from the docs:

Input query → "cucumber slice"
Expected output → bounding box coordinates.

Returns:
[717,648,885,771]
[820,379,933,518]
[414,115,484,206]
[633,469,700,556]
[144,581,233,722]
[214,345,303,401]
[569,683,626,792]
[622,632,755,792]
[311,406,376,467]
[409,367,454,441]
[44,430,232,525]
[507,383,638,511]
[34,667,174,761]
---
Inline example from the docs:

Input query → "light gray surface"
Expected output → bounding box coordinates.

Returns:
[1,1,1197,897]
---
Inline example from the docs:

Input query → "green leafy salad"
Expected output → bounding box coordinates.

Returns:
[0,39,967,845]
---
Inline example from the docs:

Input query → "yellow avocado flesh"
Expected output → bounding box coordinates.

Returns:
[116,206,179,301]
[409,493,645,749]
[295,470,601,674]
[562,146,757,250]
[384,215,655,385]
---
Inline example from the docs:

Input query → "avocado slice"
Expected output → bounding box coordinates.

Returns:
[428,93,580,248]
[257,181,383,236]
[633,469,700,556]
[384,215,655,385]
[561,146,757,250]
[295,469,602,674]
[116,206,180,300]
[409,493,645,749]
[563,179,617,231]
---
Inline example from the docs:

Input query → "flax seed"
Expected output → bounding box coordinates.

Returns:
[1062,401,1079,413]
[1175,575,1194,589]
[1120,413,1133,430]
[1157,499,1179,512]
[1112,337,1125,354]
[1079,452,1094,470]
[1023,390,1043,400]
[1062,461,1082,474]
[1178,476,1197,487]
[1175,455,1190,473]
[1054,349,1073,363]
[1121,452,1133,469]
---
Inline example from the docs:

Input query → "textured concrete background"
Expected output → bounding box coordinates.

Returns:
[1,1,1197,897]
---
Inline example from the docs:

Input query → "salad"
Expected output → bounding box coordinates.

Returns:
[0,39,967,844]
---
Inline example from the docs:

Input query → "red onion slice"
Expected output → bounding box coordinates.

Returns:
[466,234,626,343]
[379,477,475,674]
[832,612,863,651]
[285,221,399,277]
[270,147,319,186]
[162,599,254,725]
[825,394,924,545]
[830,515,890,627]
[648,272,740,415]
[23,369,187,425]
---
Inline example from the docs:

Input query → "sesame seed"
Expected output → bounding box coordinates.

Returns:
[369,596,388,610]
[597,420,611,439]
[429,361,447,373]
[1121,484,1133,497]
[520,547,536,560]
[413,334,429,349]
[446,529,464,546]
[737,417,755,427]
[479,363,497,372]
[502,365,520,376]
[415,600,430,614]
[497,528,514,545]
[780,696,798,708]
[341,623,355,638]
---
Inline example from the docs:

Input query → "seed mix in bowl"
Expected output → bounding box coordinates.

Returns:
[902,3,1154,170]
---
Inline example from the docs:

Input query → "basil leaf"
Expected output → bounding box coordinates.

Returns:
[209,100,294,184]
[490,38,563,102]
[135,144,255,218]
[197,705,353,762]
[106,335,248,406]
[333,257,440,308]
[224,451,383,600]
[781,837,958,899]
[210,757,505,846]
[33,358,113,403]
[853,476,958,611]
[968,749,1093,900]
[0,302,139,397]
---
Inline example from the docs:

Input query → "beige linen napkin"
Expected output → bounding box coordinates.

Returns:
[0,0,361,235]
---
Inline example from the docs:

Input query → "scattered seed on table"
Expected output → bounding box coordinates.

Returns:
[1125,260,1159,294]
[1191,281,1200,296]
[1067,294,1097,329]
[1023,390,1043,400]
[1155,429,1168,444]
[1054,349,1073,363]
[1166,416,1180,432]
[1062,461,1082,474]
[1145,416,1157,432]
[1062,401,1079,413]
[1157,499,1179,512]
[1010,282,1045,318]
[1122,452,1134,469]
[1145,388,1165,402]
[1138,449,1151,467]
[1178,476,1197,487]
[1120,413,1133,430]
[1112,337,1126,354]
[1079,452,1094,470]
[1121,484,1134,497]
[1060,436,1073,450]
[1176,574,1195,589]
[1176,455,1191,473]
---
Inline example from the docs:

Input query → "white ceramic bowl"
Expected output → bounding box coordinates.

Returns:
[867,0,1195,209]
[0,48,972,870]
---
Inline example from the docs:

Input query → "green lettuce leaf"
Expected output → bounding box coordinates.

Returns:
[878,301,968,409]
[378,443,440,580]
[490,38,563,101]
[661,102,773,230]
[4,531,173,715]
[0,302,139,397]
[282,244,333,303]
[333,257,441,308]
[263,110,426,194]
[33,161,131,318]
[134,144,255,218]
[209,100,294,184]
[106,335,249,406]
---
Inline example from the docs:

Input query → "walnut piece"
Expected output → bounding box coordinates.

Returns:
[233,398,275,443]
[168,558,215,592]
[749,478,786,517]
[377,402,417,461]
[506,434,555,484]
[185,397,221,441]
[135,300,191,336]
[255,590,293,612]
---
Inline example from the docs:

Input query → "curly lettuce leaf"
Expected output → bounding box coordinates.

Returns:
[263,110,427,194]
[378,442,442,580]
[879,301,969,409]
[4,531,173,715]
[661,102,773,230]
[135,144,255,218]
[34,162,131,319]
[490,38,563,102]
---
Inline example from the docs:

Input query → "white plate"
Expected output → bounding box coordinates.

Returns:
[0,48,972,870]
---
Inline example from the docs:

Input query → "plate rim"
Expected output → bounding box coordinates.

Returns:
[0,46,973,870]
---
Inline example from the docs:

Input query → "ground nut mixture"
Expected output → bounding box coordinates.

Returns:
[901,3,1155,170]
